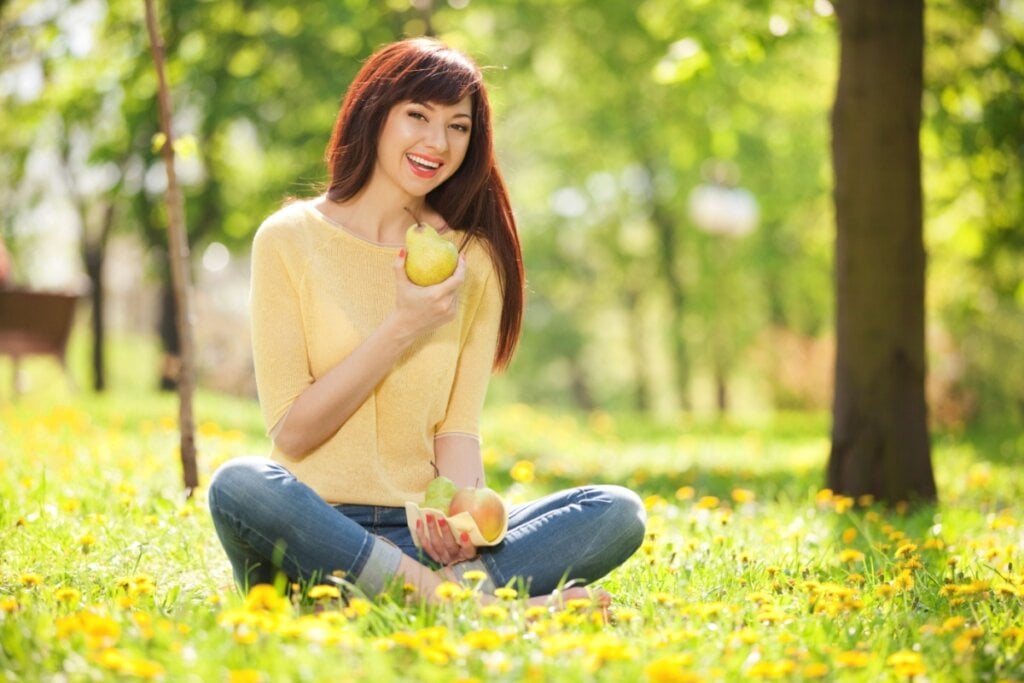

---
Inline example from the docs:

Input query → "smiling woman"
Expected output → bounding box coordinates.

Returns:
[206,37,645,611]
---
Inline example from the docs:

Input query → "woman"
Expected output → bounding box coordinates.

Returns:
[208,38,645,607]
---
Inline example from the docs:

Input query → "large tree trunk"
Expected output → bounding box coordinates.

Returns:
[828,0,936,503]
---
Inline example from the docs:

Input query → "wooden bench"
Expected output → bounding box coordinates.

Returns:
[0,287,80,396]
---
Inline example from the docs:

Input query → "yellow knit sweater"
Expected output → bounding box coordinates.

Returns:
[249,200,501,506]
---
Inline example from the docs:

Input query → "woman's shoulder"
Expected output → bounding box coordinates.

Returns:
[453,230,499,284]
[253,199,319,249]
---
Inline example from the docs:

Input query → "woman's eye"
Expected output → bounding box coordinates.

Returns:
[408,111,427,121]
[450,124,469,133]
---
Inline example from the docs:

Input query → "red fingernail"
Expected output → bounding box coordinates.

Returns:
[426,515,434,523]
[416,519,422,529]
[399,248,406,258]
[460,532,470,543]
[438,518,447,527]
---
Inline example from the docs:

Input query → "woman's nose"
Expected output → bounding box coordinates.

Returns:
[424,123,448,152]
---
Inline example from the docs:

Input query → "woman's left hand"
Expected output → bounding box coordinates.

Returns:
[415,512,478,566]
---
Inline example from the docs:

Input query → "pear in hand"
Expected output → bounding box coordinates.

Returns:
[423,475,458,512]
[405,222,458,286]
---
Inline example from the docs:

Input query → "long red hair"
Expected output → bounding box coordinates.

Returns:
[324,38,523,370]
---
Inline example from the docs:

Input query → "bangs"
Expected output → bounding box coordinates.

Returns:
[391,52,480,106]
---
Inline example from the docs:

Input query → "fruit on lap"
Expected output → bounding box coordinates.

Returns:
[448,486,508,543]
[423,475,458,511]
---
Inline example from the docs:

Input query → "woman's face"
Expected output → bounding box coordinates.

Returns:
[373,96,473,200]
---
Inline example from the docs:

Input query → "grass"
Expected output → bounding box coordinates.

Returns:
[2,359,1024,681]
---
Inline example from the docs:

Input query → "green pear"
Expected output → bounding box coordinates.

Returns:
[423,475,458,512]
[404,222,458,286]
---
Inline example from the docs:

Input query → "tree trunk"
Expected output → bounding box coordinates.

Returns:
[624,288,650,413]
[650,199,692,412]
[828,0,936,503]
[145,0,198,495]
[83,203,115,392]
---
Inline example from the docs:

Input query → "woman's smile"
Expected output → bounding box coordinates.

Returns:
[406,152,444,178]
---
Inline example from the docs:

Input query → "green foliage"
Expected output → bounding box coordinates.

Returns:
[0,0,1020,423]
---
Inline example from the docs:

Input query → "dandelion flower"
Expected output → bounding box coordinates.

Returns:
[18,573,44,588]
[886,650,926,677]
[644,654,702,683]
[834,651,871,669]
[54,587,81,605]
[494,587,518,600]
[731,488,755,504]
[510,460,535,483]
[228,670,264,683]
[307,585,341,601]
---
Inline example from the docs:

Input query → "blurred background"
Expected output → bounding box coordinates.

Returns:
[0,0,1021,429]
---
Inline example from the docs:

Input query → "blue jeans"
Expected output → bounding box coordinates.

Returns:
[208,456,646,597]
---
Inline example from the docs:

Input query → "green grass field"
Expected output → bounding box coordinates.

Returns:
[2,362,1024,681]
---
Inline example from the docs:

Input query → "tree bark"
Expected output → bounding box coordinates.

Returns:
[83,203,115,392]
[144,0,198,494]
[828,0,936,503]
[650,199,692,412]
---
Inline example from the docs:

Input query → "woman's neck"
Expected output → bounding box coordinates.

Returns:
[322,184,429,245]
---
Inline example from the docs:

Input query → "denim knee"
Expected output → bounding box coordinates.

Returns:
[208,456,279,517]
[595,485,647,553]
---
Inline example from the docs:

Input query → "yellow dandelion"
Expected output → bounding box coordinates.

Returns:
[893,570,915,591]
[644,654,701,683]
[54,587,81,605]
[228,670,264,683]
[886,650,926,677]
[875,584,896,598]
[839,549,865,564]
[842,527,858,544]
[463,628,503,651]
[343,598,372,619]
[524,605,549,620]
[19,573,44,588]
[942,616,966,632]
[803,663,830,678]
[510,460,535,484]
[895,543,918,559]
[462,570,488,583]
[307,585,341,601]
[834,650,871,669]
[243,584,290,613]
[123,658,164,680]
[857,494,874,507]
[747,660,796,679]
[731,488,755,504]
[494,586,518,600]
[645,494,668,510]
[696,496,720,510]
[434,581,467,602]
[1,597,20,613]
[480,604,509,620]
[833,496,854,513]
[675,486,695,501]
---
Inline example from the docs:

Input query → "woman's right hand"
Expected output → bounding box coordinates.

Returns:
[391,250,466,339]
[415,512,478,566]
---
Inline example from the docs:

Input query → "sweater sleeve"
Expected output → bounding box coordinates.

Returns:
[435,260,502,439]
[250,221,313,437]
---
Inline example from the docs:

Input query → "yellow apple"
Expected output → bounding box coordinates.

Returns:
[448,486,507,542]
